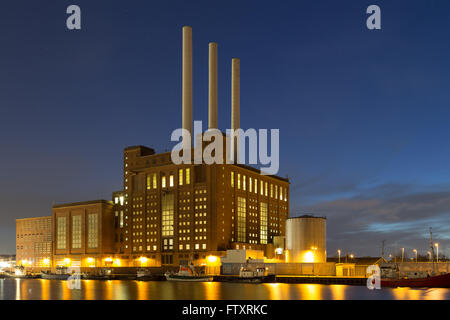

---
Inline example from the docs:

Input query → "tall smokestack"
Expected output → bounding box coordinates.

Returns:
[231,58,240,162]
[231,58,240,130]
[208,43,218,129]
[182,26,193,142]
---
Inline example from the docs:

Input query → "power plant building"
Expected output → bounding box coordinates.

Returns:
[15,26,298,270]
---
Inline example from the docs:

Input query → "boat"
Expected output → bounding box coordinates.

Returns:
[381,272,450,288]
[136,268,164,281]
[40,266,71,280]
[380,227,450,288]
[165,265,212,282]
[12,266,40,279]
[41,271,71,280]
[237,266,275,283]
[82,268,113,280]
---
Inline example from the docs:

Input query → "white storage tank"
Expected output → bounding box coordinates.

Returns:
[286,215,326,263]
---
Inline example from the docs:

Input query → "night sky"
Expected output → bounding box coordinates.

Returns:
[0,0,449,258]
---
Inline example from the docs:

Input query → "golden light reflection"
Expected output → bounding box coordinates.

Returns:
[202,281,220,300]
[263,283,282,300]
[424,288,446,300]
[40,279,50,300]
[61,280,71,300]
[392,287,421,300]
[84,280,94,300]
[15,279,20,300]
[104,280,113,300]
[303,284,322,300]
[330,285,346,300]
[136,281,149,300]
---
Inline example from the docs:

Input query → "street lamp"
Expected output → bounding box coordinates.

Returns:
[413,249,417,263]
[337,249,341,264]
[349,254,354,259]
[435,243,439,263]
[401,248,404,263]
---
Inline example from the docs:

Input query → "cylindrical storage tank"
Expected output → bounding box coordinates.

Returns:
[286,216,326,263]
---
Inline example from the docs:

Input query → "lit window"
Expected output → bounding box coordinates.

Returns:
[179,169,183,185]
[119,196,124,206]
[114,197,119,204]
[265,182,268,197]
[231,172,234,187]
[243,176,246,191]
[56,217,66,249]
[249,177,252,193]
[186,244,190,250]
[270,184,273,198]
[161,193,174,237]
[237,173,241,189]
[147,175,151,190]
[153,174,157,189]
[88,214,98,248]
[162,176,166,188]
[72,215,82,249]
[275,185,278,199]
[237,197,246,242]
[202,243,206,250]
[260,180,264,195]
[186,168,191,184]
[254,179,258,194]
[280,187,283,200]
[260,202,268,244]
[169,174,174,187]
[195,243,199,250]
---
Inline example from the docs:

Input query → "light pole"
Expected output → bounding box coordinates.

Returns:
[401,248,404,263]
[435,243,439,263]
[413,249,417,263]
[338,249,341,264]
[427,251,431,262]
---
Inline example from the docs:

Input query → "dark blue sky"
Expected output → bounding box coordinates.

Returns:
[0,0,449,257]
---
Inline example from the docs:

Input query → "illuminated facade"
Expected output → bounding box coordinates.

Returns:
[114,145,290,266]
[52,200,115,270]
[16,216,52,270]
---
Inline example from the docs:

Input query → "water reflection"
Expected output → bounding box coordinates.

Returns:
[330,285,346,300]
[1,279,448,300]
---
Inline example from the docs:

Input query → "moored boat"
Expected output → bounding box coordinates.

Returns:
[40,272,70,280]
[165,266,212,282]
[381,272,450,288]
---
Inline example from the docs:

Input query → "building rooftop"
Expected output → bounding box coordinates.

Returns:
[288,214,326,220]
[53,199,113,209]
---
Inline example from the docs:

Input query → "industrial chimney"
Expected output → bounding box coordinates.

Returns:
[231,58,240,161]
[182,26,193,144]
[231,58,240,131]
[208,43,218,129]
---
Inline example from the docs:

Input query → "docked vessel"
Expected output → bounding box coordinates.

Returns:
[165,265,212,282]
[381,272,450,288]
[82,268,113,280]
[238,266,267,283]
[41,266,71,280]
[380,228,449,288]
[41,271,70,280]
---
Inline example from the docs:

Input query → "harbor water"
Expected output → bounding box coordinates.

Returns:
[0,278,448,300]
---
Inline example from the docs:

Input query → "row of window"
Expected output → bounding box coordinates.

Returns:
[146,168,192,190]
[56,214,99,250]
[231,172,288,201]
